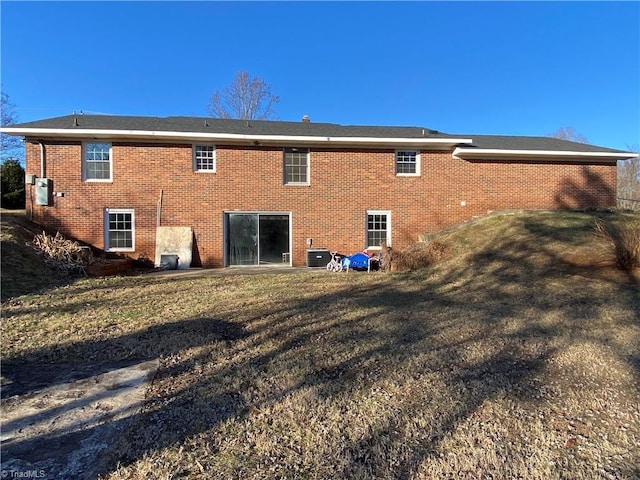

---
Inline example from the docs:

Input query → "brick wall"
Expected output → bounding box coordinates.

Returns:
[24,140,617,267]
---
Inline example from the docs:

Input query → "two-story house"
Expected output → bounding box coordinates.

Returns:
[2,114,635,268]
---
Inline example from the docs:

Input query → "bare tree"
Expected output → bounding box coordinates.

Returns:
[548,126,589,144]
[208,72,279,120]
[1,91,23,161]
[618,143,640,211]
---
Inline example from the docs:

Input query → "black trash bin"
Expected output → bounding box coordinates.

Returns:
[160,254,179,270]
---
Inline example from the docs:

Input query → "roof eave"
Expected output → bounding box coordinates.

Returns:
[452,147,636,163]
[2,127,472,149]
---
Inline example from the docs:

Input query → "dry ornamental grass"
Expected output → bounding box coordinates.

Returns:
[593,218,640,272]
[1,210,639,479]
[32,230,95,272]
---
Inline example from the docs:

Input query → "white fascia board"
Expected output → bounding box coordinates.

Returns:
[2,127,472,148]
[453,147,637,162]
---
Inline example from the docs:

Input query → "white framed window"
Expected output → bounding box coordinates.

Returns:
[83,142,112,181]
[193,145,216,172]
[284,147,310,185]
[105,208,135,252]
[366,210,391,249]
[395,150,420,176]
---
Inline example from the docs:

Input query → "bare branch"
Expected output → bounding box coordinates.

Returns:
[208,72,279,120]
[1,90,23,160]
[548,126,589,144]
[617,144,640,210]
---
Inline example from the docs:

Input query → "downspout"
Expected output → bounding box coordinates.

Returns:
[28,141,46,221]
[28,184,34,221]
[39,141,45,178]
[157,189,163,227]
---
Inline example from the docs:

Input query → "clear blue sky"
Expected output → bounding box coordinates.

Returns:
[1,1,638,150]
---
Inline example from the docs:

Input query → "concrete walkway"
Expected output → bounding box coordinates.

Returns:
[147,265,323,278]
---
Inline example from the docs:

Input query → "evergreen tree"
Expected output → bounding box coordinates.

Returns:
[1,158,25,209]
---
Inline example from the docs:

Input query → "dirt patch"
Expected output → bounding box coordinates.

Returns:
[1,360,159,479]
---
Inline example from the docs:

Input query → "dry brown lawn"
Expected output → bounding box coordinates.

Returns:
[2,210,639,479]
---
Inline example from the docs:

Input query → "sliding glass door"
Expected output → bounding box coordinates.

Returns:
[226,213,290,266]
[227,214,259,265]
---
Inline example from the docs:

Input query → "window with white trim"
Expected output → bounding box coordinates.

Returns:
[366,210,391,249]
[83,142,112,181]
[105,209,135,252]
[395,150,420,176]
[193,145,216,172]
[284,147,310,185]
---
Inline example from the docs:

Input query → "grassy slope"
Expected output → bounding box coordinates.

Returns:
[1,210,639,479]
[0,210,78,300]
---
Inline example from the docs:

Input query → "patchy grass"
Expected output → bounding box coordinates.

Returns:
[1,210,639,479]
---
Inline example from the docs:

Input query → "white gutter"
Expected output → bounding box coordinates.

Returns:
[453,147,637,162]
[0,127,472,148]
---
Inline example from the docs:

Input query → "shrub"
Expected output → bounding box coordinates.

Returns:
[380,240,451,272]
[593,218,640,272]
[32,231,95,273]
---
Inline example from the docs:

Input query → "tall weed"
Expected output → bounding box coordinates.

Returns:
[593,218,640,272]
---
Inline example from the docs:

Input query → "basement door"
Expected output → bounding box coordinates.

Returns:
[225,213,291,266]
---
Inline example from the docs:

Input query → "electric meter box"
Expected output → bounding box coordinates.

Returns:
[35,178,51,206]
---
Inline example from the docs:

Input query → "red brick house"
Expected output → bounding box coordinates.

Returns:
[2,115,635,268]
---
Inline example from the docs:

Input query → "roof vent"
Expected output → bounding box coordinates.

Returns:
[302,115,310,123]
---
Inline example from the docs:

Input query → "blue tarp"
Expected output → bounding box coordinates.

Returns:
[341,252,370,270]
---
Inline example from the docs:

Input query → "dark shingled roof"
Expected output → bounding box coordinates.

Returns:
[4,114,633,154]
[7,114,456,139]
[456,134,628,153]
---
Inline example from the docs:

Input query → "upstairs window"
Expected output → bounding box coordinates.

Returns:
[194,145,216,172]
[83,142,112,181]
[284,147,310,185]
[395,150,420,176]
[105,208,134,252]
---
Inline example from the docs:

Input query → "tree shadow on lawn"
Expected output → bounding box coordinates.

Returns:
[122,260,635,478]
[2,233,639,478]
[0,316,248,477]
[1,316,248,396]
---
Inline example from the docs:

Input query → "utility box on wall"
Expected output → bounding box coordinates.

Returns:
[35,178,51,206]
